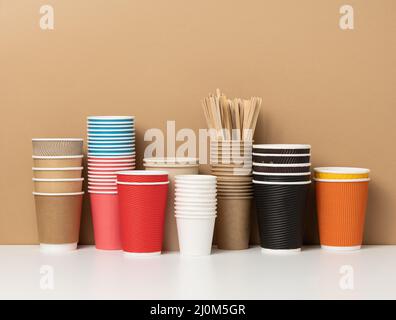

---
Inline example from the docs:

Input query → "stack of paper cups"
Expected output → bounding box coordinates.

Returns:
[210,140,253,250]
[143,158,199,251]
[252,144,312,254]
[175,175,217,256]
[87,116,136,250]
[32,138,84,253]
[314,167,370,251]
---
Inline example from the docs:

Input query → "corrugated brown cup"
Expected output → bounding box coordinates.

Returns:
[34,192,83,245]
[33,178,84,193]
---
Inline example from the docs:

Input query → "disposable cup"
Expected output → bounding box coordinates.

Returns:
[87,116,135,121]
[90,193,122,250]
[253,162,311,173]
[175,175,216,182]
[33,178,84,193]
[175,205,216,213]
[117,180,169,255]
[252,153,310,164]
[175,197,217,204]
[33,192,83,248]
[32,167,83,179]
[314,167,370,180]
[88,124,133,129]
[32,155,84,168]
[316,178,369,250]
[143,157,198,166]
[176,215,216,256]
[88,162,135,168]
[215,198,252,250]
[32,138,83,156]
[117,170,168,183]
[253,144,311,155]
[88,174,117,179]
[87,136,136,141]
[253,172,311,182]
[254,181,311,251]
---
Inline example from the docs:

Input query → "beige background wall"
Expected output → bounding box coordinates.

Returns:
[0,0,395,244]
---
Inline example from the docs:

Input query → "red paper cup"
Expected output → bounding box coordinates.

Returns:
[90,193,122,250]
[117,180,169,255]
[117,170,168,183]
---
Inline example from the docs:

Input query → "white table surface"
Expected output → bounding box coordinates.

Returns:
[0,245,394,300]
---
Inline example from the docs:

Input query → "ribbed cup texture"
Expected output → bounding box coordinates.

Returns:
[253,165,311,173]
[252,155,310,164]
[253,148,310,155]
[254,184,309,250]
[32,141,83,156]
[117,183,168,253]
[316,181,368,247]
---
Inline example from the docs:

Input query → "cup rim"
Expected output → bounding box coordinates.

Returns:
[32,167,83,171]
[88,137,136,141]
[253,162,311,167]
[175,214,217,219]
[253,171,311,176]
[175,175,216,180]
[88,148,134,152]
[88,159,134,163]
[314,167,370,174]
[88,186,117,190]
[253,144,311,149]
[314,178,370,183]
[88,167,134,171]
[88,133,135,137]
[88,179,116,183]
[253,180,312,185]
[88,153,135,156]
[32,178,84,182]
[88,128,134,132]
[88,124,133,128]
[32,155,84,159]
[252,153,311,157]
[88,174,117,178]
[143,157,198,163]
[117,180,169,186]
[87,116,135,120]
[32,138,83,142]
[88,190,117,194]
[33,191,85,196]
[88,155,135,159]
[116,170,168,176]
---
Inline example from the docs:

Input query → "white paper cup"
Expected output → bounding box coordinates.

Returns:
[175,205,217,212]
[176,215,217,256]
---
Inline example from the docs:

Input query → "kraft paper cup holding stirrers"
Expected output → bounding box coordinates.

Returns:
[117,171,169,256]
[144,158,199,251]
[314,167,370,251]
[33,192,84,253]
[175,175,217,256]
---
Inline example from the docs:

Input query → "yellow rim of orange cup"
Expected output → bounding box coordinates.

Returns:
[314,167,369,180]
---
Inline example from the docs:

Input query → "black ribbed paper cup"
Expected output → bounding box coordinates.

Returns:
[252,153,310,164]
[253,144,311,155]
[253,181,311,251]
[253,163,311,173]
[252,173,311,182]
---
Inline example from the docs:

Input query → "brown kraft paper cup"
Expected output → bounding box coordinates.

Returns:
[33,179,84,193]
[215,198,252,250]
[34,193,83,244]
[32,139,83,156]
[33,168,83,179]
[144,162,199,251]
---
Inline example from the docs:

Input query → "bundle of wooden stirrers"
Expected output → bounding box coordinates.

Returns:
[202,89,262,141]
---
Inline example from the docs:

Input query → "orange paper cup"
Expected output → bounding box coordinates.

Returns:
[315,178,369,251]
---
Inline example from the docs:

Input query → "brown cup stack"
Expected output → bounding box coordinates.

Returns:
[32,138,84,253]
[210,139,253,250]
